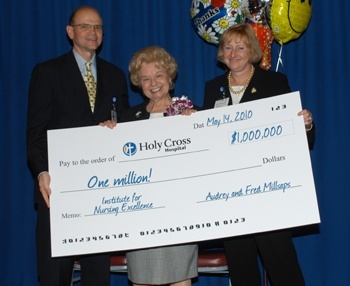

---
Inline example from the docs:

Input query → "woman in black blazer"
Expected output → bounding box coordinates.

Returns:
[202,24,314,286]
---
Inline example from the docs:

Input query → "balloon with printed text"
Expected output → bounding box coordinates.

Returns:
[190,0,312,69]
[190,0,247,45]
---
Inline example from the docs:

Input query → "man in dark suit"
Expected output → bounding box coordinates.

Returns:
[26,6,129,285]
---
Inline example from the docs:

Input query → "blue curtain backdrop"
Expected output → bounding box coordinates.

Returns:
[1,0,349,285]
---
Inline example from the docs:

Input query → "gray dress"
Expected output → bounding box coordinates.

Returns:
[123,108,198,284]
[126,244,198,284]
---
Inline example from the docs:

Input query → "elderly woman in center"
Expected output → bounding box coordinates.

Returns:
[120,46,198,286]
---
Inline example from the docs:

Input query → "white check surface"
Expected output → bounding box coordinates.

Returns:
[48,91,319,257]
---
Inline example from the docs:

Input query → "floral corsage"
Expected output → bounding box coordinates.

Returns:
[166,95,194,116]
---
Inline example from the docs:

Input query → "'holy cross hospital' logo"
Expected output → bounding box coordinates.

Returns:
[123,142,137,156]
[123,137,192,157]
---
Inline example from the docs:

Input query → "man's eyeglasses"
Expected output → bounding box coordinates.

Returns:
[70,24,103,31]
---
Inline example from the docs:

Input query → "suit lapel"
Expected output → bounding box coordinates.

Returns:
[64,52,91,109]
[240,67,260,103]
[65,52,95,113]
[219,74,232,105]
[94,57,105,115]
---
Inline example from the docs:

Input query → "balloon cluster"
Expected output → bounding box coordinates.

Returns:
[190,0,312,69]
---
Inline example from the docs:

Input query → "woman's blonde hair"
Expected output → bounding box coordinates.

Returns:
[217,23,262,64]
[129,46,178,89]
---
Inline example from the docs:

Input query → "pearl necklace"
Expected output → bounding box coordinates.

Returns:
[228,65,255,95]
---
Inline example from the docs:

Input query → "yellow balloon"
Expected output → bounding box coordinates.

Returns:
[270,0,312,44]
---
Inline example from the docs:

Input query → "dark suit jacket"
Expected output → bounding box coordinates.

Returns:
[120,100,152,122]
[203,65,315,146]
[27,51,129,203]
[203,65,291,108]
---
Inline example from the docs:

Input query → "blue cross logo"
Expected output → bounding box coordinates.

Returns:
[123,142,137,156]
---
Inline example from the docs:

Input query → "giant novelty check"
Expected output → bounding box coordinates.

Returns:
[48,91,319,257]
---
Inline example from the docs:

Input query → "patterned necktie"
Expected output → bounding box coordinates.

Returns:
[84,62,96,112]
